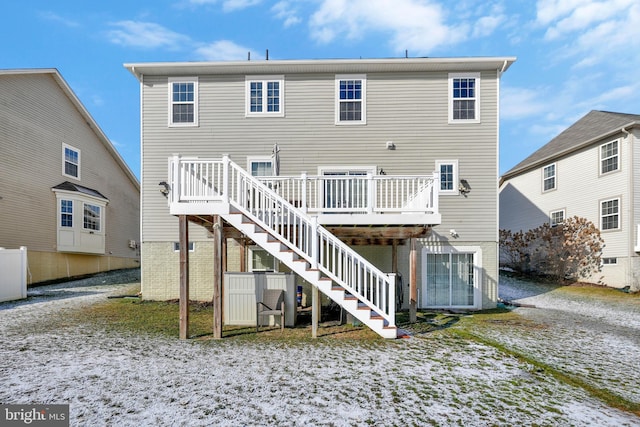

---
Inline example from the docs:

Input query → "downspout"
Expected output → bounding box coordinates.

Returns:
[621,126,634,288]
[139,72,145,293]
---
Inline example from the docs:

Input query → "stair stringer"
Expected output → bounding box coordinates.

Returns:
[222,209,397,339]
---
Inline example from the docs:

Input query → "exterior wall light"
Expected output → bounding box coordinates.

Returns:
[459,179,471,196]
[159,181,170,197]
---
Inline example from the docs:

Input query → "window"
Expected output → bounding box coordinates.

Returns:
[63,144,80,179]
[550,209,565,227]
[53,185,107,254]
[169,77,198,126]
[422,247,481,308]
[543,163,556,192]
[247,157,274,177]
[601,198,620,230]
[436,160,459,195]
[83,203,101,231]
[246,76,284,116]
[249,247,277,272]
[449,73,480,123]
[600,140,619,174]
[602,257,617,265]
[61,200,73,227]
[173,242,195,252]
[335,75,366,124]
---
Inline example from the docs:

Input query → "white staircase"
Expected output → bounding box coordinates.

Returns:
[170,155,397,338]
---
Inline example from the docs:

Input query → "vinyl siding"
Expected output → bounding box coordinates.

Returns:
[500,130,637,286]
[141,70,499,243]
[0,73,139,262]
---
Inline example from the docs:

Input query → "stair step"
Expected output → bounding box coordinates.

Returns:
[219,193,396,339]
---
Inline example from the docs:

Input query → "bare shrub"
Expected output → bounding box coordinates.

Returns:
[500,216,604,281]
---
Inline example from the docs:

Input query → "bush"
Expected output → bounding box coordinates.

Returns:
[500,216,604,281]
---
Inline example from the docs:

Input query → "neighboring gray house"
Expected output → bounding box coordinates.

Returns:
[500,110,640,288]
[0,69,140,284]
[125,56,515,337]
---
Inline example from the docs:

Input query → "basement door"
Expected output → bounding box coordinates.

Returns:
[421,247,481,309]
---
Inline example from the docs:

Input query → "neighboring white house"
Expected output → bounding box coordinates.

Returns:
[500,110,640,288]
[125,56,515,337]
[0,69,140,284]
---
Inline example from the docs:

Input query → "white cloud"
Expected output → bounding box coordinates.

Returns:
[186,0,261,11]
[585,84,639,106]
[195,40,257,60]
[39,11,80,28]
[500,86,549,120]
[535,0,590,26]
[272,1,302,27]
[107,21,190,49]
[472,13,506,38]
[309,0,475,54]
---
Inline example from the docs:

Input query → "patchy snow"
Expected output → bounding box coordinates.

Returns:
[495,274,640,406]
[1,271,639,426]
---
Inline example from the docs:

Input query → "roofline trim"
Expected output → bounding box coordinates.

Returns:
[124,56,517,80]
[501,120,640,181]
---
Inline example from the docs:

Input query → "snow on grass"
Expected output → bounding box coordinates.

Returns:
[491,274,640,406]
[1,272,639,426]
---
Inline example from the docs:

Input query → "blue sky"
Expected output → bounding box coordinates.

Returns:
[4,0,640,178]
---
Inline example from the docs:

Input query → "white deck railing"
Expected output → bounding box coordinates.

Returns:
[169,156,439,216]
[169,155,402,326]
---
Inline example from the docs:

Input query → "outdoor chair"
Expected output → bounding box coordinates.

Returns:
[256,289,285,332]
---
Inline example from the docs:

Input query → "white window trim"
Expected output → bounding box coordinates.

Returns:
[436,160,459,195]
[247,156,274,177]
[168,77,198,127]
[550,209,565,227]
[245,75,285,117]
[62,143,81,180]
[335,74,367,125]
[600,197,621,231]
[542,163,556,192]
[173,242,195,252]
[248,246,278,272]
[602,257,617,265]
[448,72,480,124]
[60,199,73,228]
[82,202,102,232]
[421,246,482,309]
[599,139,620,175]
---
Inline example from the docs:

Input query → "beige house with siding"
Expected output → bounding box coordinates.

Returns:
[500,110,640,288]
[125,57,515,338]
[0,69,140,284]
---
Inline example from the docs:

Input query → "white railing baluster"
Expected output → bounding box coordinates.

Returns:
[166,156,443,331]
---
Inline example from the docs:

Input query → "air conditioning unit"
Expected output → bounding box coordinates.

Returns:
[128,240,137,249]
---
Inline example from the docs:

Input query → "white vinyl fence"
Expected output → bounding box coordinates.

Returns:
[223,272,296,326]
[0,247,28,302]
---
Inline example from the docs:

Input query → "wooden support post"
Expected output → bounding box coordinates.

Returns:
[179,215,189,340]
[239,238,246,272]
[212,215,223,339]
[409,238,417,323]
[221,231,227,327]
[312,285,319,338]
[392,239,398,273]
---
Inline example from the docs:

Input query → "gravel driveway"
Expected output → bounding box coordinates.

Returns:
[1,270,639,426]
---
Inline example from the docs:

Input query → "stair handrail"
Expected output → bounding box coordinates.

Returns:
[175,155,396,326]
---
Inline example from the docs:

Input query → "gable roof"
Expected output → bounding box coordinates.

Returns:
[0,68,139,191]
[502,110,640,181]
